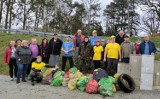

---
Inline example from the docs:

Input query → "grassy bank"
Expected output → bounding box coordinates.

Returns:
[0,32,160,75]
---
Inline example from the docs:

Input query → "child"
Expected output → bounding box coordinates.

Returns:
[93,40,103,69]
[30,56,46,85]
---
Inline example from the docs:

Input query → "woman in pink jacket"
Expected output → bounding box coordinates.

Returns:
[4,40,17,81]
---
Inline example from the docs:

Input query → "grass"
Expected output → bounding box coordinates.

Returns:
[0,32,160,75]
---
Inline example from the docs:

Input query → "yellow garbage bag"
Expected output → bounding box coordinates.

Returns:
[112,84,116,93]
[68,78,78,90]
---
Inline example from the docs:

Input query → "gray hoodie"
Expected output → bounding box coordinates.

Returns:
[15,46,33,64]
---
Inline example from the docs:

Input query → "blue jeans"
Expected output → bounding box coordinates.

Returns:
[17,63,29,80]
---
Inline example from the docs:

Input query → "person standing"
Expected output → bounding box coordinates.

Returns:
[139,34,157,55]
[28,38,41,76]
[115,30,126,45]
[40,38,50,64]
[15,39,22,47]
[79,36,93,74]
[134,38,141,54]
[121,35,135,63]
[89,30,101,46]
[4,40,18,81]
[15,40,33,84]
[48,34,63,66]
[73,29,85,66]
[104,35,121,75]
[93,40,103,69]
[61,36,74,71]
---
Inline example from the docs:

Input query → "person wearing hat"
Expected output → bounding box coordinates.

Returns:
[73,29,85,66]
[47,33,63,66]
[104,35,121,75]
[79,36,93,74]
[93,40,103,69]
[89,30,102,46]
[121,35,135,63]
[61,36,74,71]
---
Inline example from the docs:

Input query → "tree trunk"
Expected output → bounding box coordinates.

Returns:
[23,1,26,30]
[9,0,14,30]
[5,0,11,29]
[0,0,4,24]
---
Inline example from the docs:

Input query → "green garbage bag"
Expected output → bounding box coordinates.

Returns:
[98,76,116,86]
[77,77,91,92]
[69,67,78,74]
[54,71,65,79]
[51,76,63,86]
[41,66,48,74]
[98,84,113,97]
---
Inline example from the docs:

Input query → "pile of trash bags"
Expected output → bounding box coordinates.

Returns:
[41,67,135,97]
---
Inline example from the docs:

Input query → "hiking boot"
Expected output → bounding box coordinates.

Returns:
[22,79,27,82]
[32,82,35,86]
[16,79,20,84]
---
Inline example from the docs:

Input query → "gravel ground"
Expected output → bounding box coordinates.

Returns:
[0,75,160,99]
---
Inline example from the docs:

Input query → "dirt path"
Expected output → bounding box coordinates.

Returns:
[0,75,160,99]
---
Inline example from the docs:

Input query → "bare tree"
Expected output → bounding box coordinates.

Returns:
[141,11,160,34]
[0,0,5,24]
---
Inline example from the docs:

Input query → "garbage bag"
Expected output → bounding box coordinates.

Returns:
[53,70,65,79]
[98,76,116,86]
[69,67,78,74]
[42,68,54,77]
[112,84,116,93]
[42,73,53,85]
[62,77,70,87]
[77,77,91,92]
[69,70,83,80]
[87,74,93,78]
[64,72,71,78]
[114,73,121,82]
[68,78,78,90]
[98,84,113,97]
[41,66,48,74]
[86,79,99,94]
[51,76,63,86]
[93,68,108,81]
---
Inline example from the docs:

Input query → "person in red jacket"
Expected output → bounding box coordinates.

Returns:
[134,38,141,54]
[73,29,85,66]
[4,40,17,81]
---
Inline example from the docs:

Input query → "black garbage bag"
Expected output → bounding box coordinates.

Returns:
[93,68,108,82]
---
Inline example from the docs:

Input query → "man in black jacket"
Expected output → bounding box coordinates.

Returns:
[48,34,63,67]
[115,30,126,45]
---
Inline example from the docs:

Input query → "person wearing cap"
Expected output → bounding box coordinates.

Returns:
[73,29,85,66]
[115,30,126,45]
[89,30,102,46]
[30,56,46,85]
[61,36,74,71]
[104,35,121,75]
[93,40,103,69]
[139,34,157,55]
[48,33,63,66]
[79,36,93,74]
[40,38,50,64]
[121,35,135,63]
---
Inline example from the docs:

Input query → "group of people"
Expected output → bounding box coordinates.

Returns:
[4,29,157,84]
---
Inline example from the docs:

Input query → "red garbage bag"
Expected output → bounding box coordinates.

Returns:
[86,79,98,94]
[64,72,71,78]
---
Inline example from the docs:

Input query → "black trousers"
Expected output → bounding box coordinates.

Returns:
[93,60,101,69]
[62,56,73,71]
[30,71,42,83]
[9,58,17,78]
[42,56,50,64]
[107,58,118,75]
[27,58,37,76]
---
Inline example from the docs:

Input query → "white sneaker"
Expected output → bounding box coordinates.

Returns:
[10,78,14,81]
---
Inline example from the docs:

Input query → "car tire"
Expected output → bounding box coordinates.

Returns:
[118,73,135,93]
